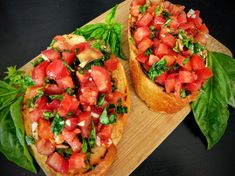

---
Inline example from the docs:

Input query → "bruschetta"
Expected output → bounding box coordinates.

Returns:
[22,34,130,175]
[128,0,213,113]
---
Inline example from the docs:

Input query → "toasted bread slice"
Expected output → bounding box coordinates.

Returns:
[22,34,130,176]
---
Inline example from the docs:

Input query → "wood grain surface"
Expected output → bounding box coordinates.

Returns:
[21,0,232,175]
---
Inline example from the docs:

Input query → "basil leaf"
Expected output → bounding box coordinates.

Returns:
[56,148,72,159]
[105,5,117,24]
[148,59,169,81]
[82,59,104,70]
[109,114,117,124]
[90,27,105,39]
[100,108,109,125]
[182,57,190,65]
[139,3,150,14]
[49,94,63,101]
[82,139,88,153]
[88,122,96,148]
[116,105,128,114]
[191,51,233,149]
[97,93,106,106]
[51,114,65,136]
[43,111,56,120]
[31,57,44,67]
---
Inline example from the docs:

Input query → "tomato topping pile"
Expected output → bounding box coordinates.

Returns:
[130,0,213,98]
[27,35,128,174]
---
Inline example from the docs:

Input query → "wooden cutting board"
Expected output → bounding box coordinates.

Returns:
[21,0,232,175]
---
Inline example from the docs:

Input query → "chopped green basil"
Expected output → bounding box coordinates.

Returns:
[63,61,75,72]
[180,89,187,98]
[109,114,117,124]
[183,57,190,65]
[139,3,150,14]
[49,94,63,101]
[155,6,162,16]
[145,48,153,56]
[111,78,117,92]
[25,136,35,145]
[116,105,128,114]
[148,59,169,81]
[51,114,65,136]
[31,57,44,67]
[82,59,104,70]
[43,111,56,120]
[88,122,96,148]
[97,93,106,106]
[82,139,88,153]
[49,39,56,47]
[100,108,109,125]
[173,63,179,71]
[173,41,179,53]
[66,87,73,96]
[56,148,72,159]
[162,10,171,20]
[163,18,173,28]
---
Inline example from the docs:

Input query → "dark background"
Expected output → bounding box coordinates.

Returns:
[0,0,235,175]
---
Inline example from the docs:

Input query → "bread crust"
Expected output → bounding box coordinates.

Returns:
[22,35,130,176]
[128,15,199,113]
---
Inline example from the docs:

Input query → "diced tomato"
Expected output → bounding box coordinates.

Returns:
[29,109,44,122]
[177,12,187,24]
[170,4,185,16]
[136,53,149,63]
[199,24,209,34]
[79,81,98,105]
[69,138,82,152]
[65,118,79,131]
[136,13,153,27]
[108,91,125,105]
[69,152,86,171]
[160,32,176,48]
[148,54,160,66]
[130,5,140,17]
[152,16,166,30]
[190,54,206,70]
[176,55,192,71]
[56,76,74,89]
[134,27,151,44]
[44,84,64,95]
[91,66,111,92]
[62,128,81,152]
[46,152,69,174]
[62,51,76,65]
[41,49,61,61]
[165,73,177,93]
[154,43,169,57]
[162,55,176,66]
[38,119,54,139]
[97,125,113,140]
[196,67,213,81]
[58,93,79,117]
[169,17,180,29]
[46,60,70,80]
[153,38,160,49]
[179,22,195,31]
[174,78,182,97]
[131,0,146,6]
[138,37,153,53]
[104,55,119,72]
[71,42,90,54]
[155,71,168,85]
[179,70,194,83]
[32,61,50,86]
[46,99,60,110]
[189,10,202,28]
[185,81,202,92]
[78,112,92,138]
[35,96,48,109]
[181,50,192,57]
[36,138,55,156]
[76,71,90,83]
[195,32,208,46]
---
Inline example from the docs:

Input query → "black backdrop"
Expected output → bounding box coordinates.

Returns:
[0,0,235,175]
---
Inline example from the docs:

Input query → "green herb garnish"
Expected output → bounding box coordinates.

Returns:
[51,114,65,136]
[148,59,169,81]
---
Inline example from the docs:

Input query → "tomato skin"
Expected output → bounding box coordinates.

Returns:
[32,61,50,86]
[179,70,195,83]
[79,81,98,105]
[165,73,177,93]
[62,51,76,65]
[56,76,75,89]
[35,96,48,109]
[78,112,92,138]
[136,53,149,63]
[38,119,54,139]
[108,91,125,105]
[160,32,176,48]
[176,55,192,71]
[46,60,70,80]
[41,49,61,61]
[162,55,175,66]
[177,12,187,24]
[104,56,119,72]
[148,54,160,66]
[46,152,69,174]
[134,27,152,44]
[44,84,64,95]
[196,68,213,81]
[131,0,146,6]
[195,32,208,46]
[58,93,79,117]
[185,81,202,92]
[152,16,166,30]
[190,54,206,70]
[155,71,168,85]
[97,125,113,140]
[138,37,153,53]
[91,66,111,92]
[136,13,153,27]
[69,152,86,171]
[36,138,55,156]
[154,43,169,57]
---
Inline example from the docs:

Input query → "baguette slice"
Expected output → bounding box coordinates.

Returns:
[128,3,199,113]
[22,34,130,176]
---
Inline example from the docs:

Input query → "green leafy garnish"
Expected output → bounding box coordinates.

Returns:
[43,111,56,120]
[63,61,75,72]
[173,41,179,53]
[163,18,173,28]
[51,114,65,136]
[97,93,106,106]
[73,5,126,60]
[148,59,169,81]
[116,105,128,114]
[82,139,88,153]
[162,10,171,20]
[139,2,150,14]
[109,114,117,124]
[31,57,44,67]
[145,48,153,56]
[191,51,235,150]
[49,94,63,101]
[56,148,73,159]
[88,122,96,148]
[25,136,35,145]
[66,87,73,96]
[100,108,109,125]
[182,57,190,65]
[155,6,162,16]
[180,89,187,98]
